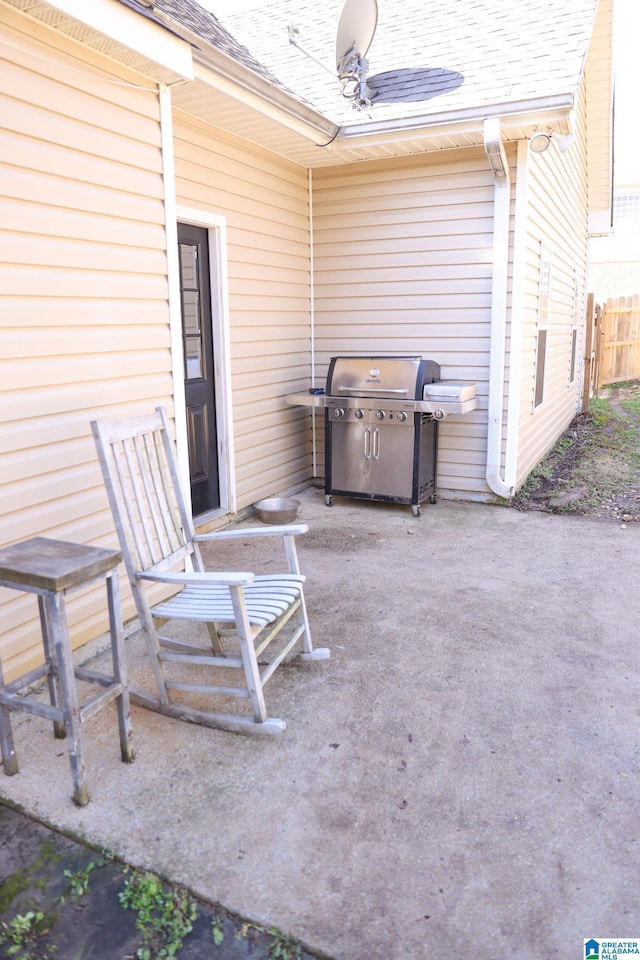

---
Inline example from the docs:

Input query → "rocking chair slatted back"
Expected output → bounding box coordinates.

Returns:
[123,433,175,565]
[91,406,330,735]
[93,409,199,580]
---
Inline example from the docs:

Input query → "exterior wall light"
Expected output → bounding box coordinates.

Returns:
[530,131,552,153]
[529,130,575,154]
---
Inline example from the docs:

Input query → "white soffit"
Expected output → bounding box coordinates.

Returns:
[2,0,193,82]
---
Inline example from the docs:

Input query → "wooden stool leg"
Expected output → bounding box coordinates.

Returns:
[38,595,66,740]
[106,571,135,764]
[0,659,18,776]
[44,592,89,807]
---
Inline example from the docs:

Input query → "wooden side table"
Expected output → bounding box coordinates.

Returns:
[0,537,135,806]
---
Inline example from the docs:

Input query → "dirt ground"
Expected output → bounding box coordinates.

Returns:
[511,380,640,521]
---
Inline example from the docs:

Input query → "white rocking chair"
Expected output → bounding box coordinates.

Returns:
[91,407,329,735]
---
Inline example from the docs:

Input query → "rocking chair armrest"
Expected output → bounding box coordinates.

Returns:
[137,570,255,587]
[195,524,309,542]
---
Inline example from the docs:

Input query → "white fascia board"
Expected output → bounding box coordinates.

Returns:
[45,0,193,79]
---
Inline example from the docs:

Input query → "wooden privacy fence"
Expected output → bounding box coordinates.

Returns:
[598,295,640,386]
[584,294,640,403]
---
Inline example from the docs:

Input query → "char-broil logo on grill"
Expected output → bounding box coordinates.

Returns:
[366,367,381,383]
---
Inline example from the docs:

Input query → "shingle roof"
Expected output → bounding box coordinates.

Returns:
[200,0,599,126]
[124,0,600,134]
[151,0,295,94]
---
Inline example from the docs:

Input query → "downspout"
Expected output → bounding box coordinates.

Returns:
[483,118,514,499]
[308,168,318,479]
[502,139,531,491]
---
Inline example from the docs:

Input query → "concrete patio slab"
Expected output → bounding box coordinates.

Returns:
[1,491,638,960]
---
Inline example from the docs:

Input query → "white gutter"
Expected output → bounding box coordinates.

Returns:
[338,97,575,146]
[483,118,514,499]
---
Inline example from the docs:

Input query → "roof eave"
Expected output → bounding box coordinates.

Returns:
[150,7,339,143]
[335,94,577,148]
[148,6,576,156]
[5,0,195,83]
[191,51,339,142]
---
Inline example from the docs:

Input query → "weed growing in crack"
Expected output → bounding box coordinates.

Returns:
[0,910,56,960]
[212,915,225,946]
[119,869,197,959]
[63,860,102,904]
[266,928,303,959]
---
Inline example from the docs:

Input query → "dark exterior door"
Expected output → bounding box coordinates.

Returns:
[177,223,220,516]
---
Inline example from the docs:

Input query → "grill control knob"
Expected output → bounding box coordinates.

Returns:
[397,411,408,422]
[376,410,385,420]
[334,408,345,419]
[355,409,364,419]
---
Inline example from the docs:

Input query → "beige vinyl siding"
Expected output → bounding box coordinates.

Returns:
[585,0,613,220]
[172,112,313,508]
[312,149,497,495]
[515,79,589,487]
[0,8,170,679]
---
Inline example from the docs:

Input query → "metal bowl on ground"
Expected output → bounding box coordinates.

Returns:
[253,497,300,524]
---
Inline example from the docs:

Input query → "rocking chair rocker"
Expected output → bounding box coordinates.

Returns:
[91,407,329,735]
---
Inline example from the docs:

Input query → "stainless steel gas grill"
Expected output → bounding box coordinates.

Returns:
[286,356,478,516]
[324,355,438,516]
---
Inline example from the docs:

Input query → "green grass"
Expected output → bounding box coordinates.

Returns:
[618,380,640,419]
[512,379,640,515]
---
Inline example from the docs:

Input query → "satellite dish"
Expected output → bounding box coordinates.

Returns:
[335,0,378,70]
[335,0,378,106]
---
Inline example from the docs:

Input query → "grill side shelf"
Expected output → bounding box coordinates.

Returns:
[285,391,479,418]
[286,393,329,408]
[415,399,478,417]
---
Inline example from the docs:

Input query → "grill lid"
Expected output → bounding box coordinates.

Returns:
[326,356,440,399]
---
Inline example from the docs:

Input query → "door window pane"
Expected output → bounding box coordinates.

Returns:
[181,289,200,337]
[185,336,203,379]
[179,242,204,380]
[179,243,198,285]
